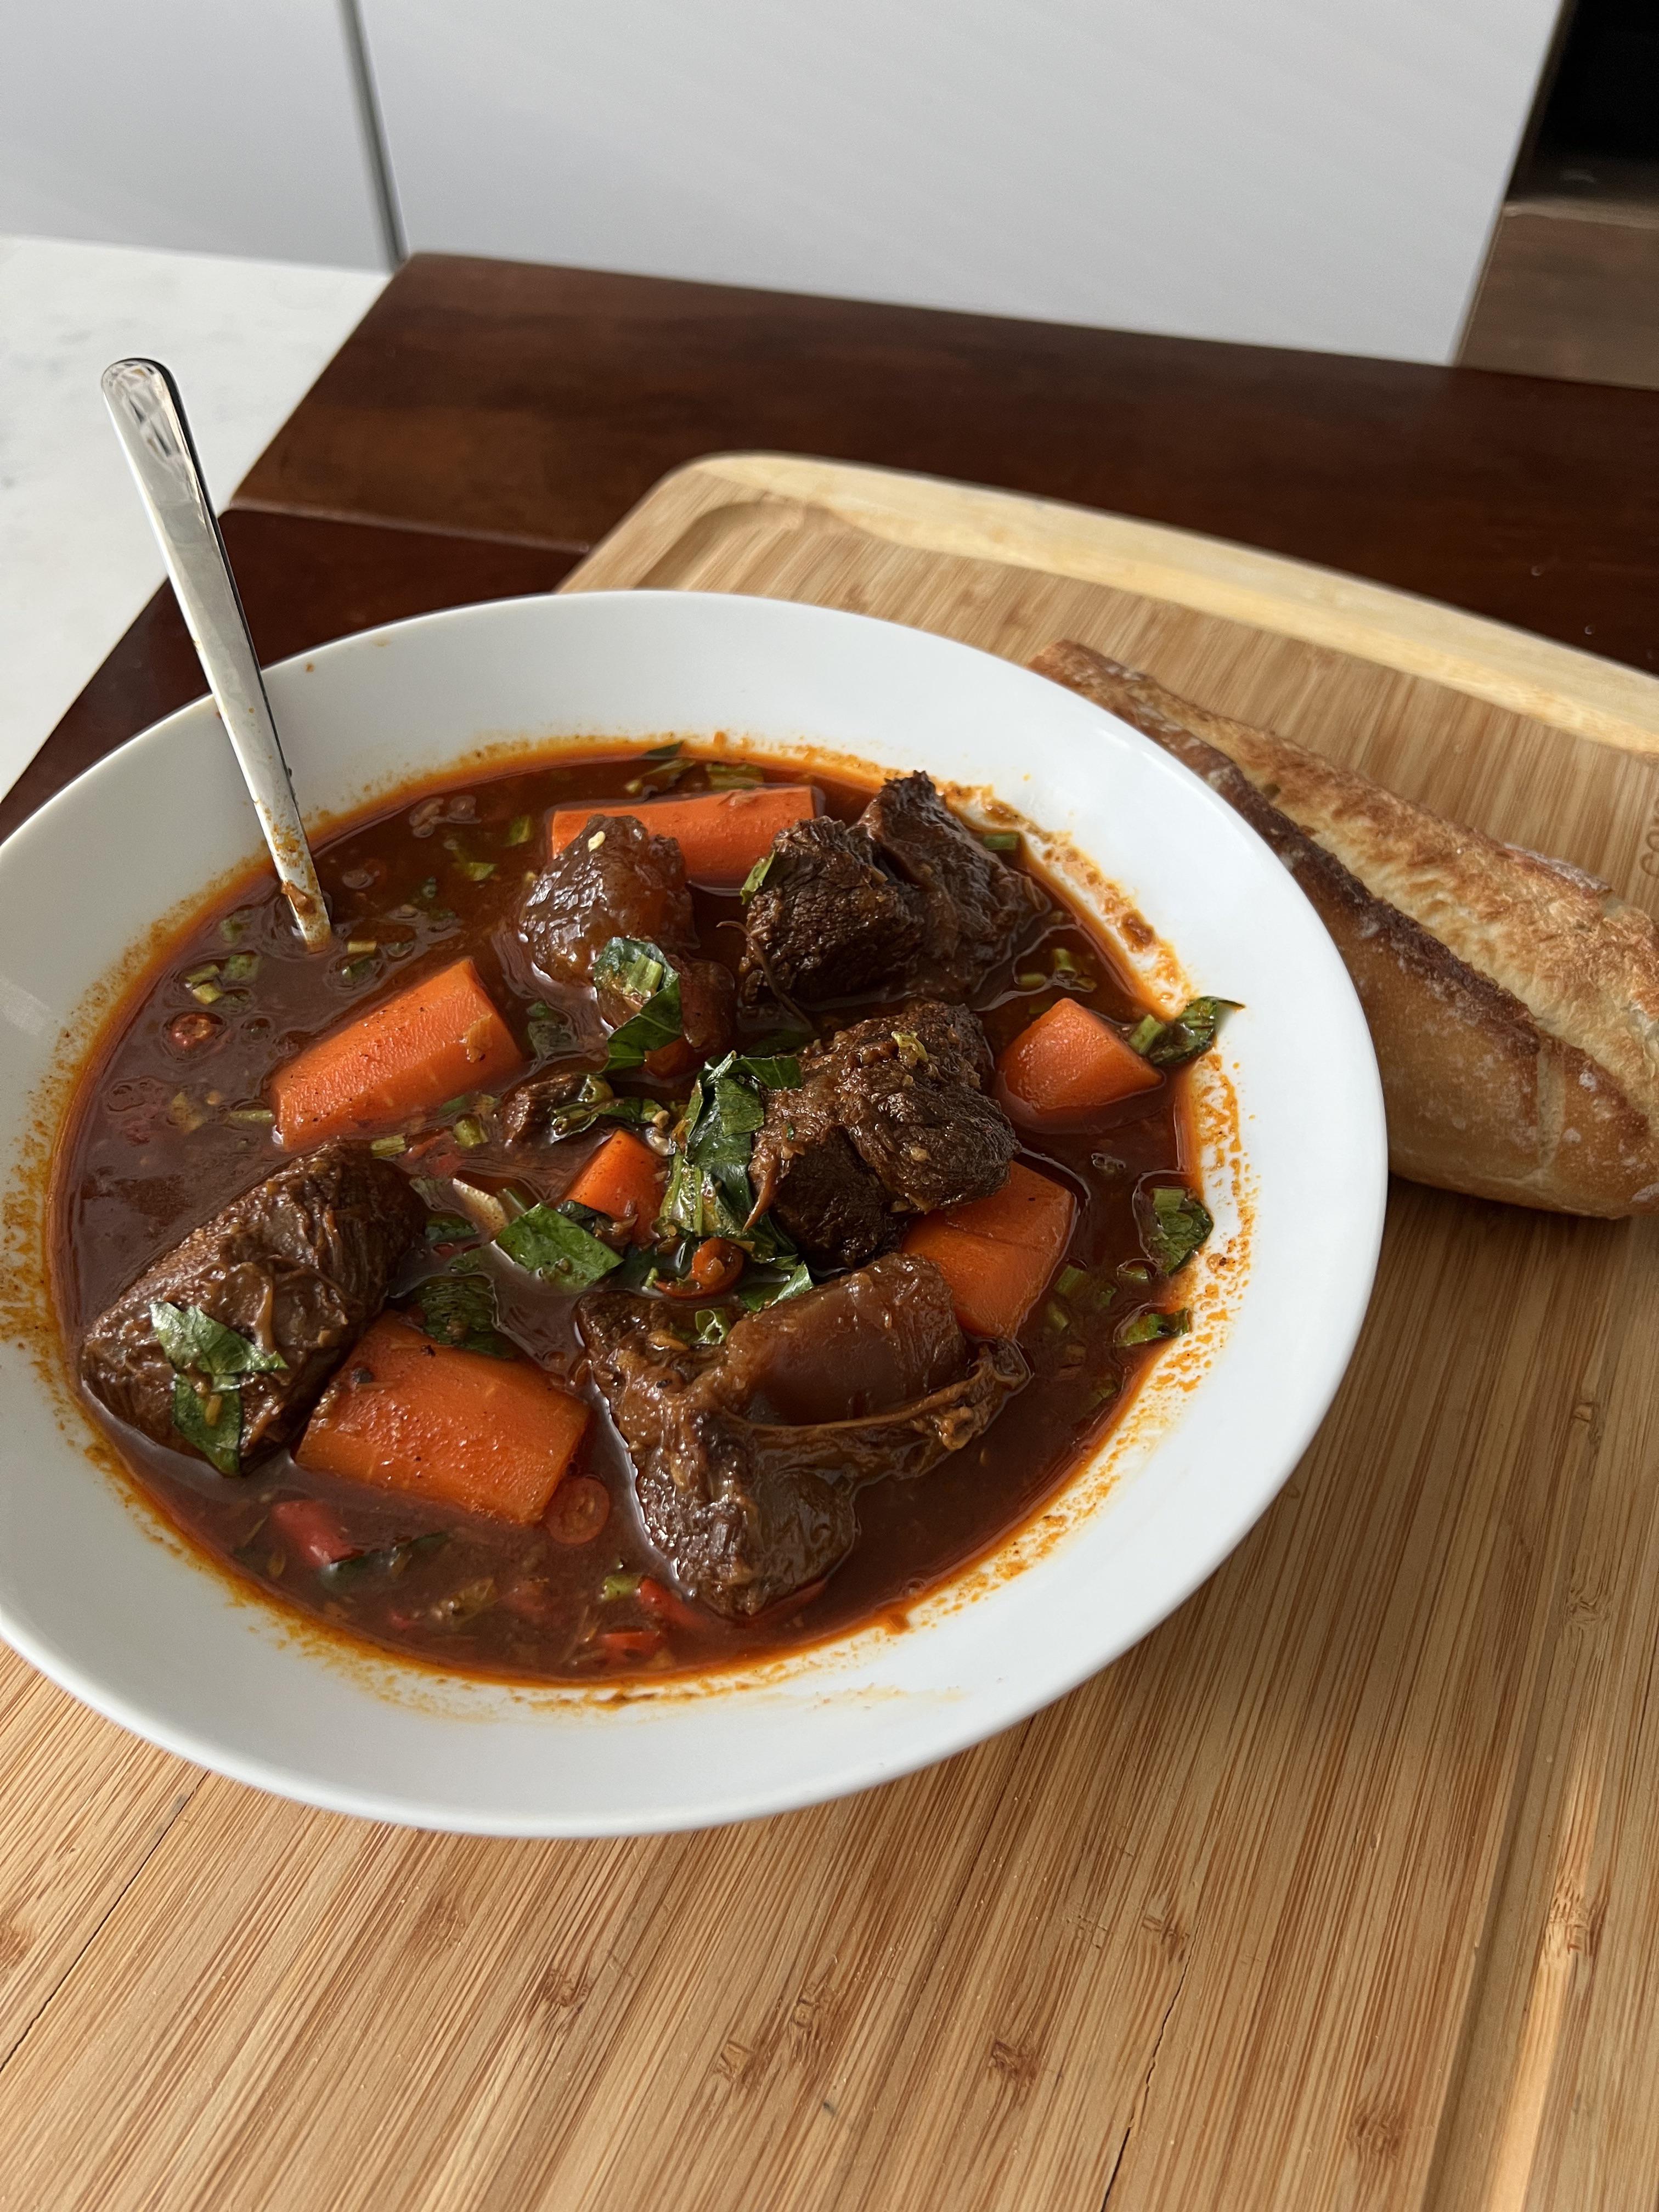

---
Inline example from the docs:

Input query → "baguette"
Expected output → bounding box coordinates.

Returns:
[1031,638,1659,1216]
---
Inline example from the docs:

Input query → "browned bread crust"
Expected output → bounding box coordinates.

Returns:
[1031,638,1659,1216]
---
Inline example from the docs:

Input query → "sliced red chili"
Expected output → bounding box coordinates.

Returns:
[545,1474,611,1546]
[266,1497,357,1571]
[661,1237,745,1300]
[636,1575,706,1632]
[166,1010,224,1054]
[595,1627,665,1666]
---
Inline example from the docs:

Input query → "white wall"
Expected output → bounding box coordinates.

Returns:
[0,0,387,269]
[362,0,1561,363]
[1,0,1563,363]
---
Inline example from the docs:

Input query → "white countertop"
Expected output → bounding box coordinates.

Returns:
[0,234,385,809]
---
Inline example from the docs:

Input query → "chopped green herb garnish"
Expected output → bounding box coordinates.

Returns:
[405,1273,516,1357]
[340,955,377,986]
[1115,1307,1191,1347]
[219,913,249,943]
[704,760,764,788]
[593,936,683,1071]
[504,813,534,846]
[623,742,690,795]
[370,1133,408,1158]
[1015,970,1046,990]
[694,1308,732,1346]
[748,1023,814,1057]
[224,1105,275,1126]
[601,1571,642,1601]
[740,849,776,901]
[737,1262,814,1312]
[454,859,496,883]
[1044,1300,1071,1333]
[532,1076,668,1146]
[1137,1184,1214,1275]
[625,764,693,796]
[979,830,1020,851]
[321,1530,449,1588]
[424,1212,476,1244]
[496,1203,624,1289]
[151,1301,286,1381]
[614,1242,665,1290]
[417,876,438,901]
[657,1058,798,1264]
[1047,947,1096,992]
[171,1377,241,1476]
[723,1053,802,1091]
[150,1302,285,1476]
[452,1115,488,1149]
[221,951,260,984]
[1054,1265,1091,1302]
[1126,996,1240,1069]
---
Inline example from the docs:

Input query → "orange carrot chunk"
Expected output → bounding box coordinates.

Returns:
[296,1314,589,1525]
[561,1127,665,1245]
[268,957,522,1147]
[548,786,817,888]
[997,996,1161,1122]
[902,1163,1077,1339]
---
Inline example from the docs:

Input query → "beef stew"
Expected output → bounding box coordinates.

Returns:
[55,746,1226,1681]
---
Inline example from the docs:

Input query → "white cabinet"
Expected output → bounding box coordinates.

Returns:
[0,0,388,269]
[2,0,1567,362]
[359,0,1563,364]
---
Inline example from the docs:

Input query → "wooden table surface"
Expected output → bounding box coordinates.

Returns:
[9,249,1659,836]
[9,257,1659,2212]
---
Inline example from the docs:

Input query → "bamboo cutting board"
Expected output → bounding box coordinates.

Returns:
[7,457,1659,2212]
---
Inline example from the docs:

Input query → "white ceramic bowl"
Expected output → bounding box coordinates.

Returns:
[0,591,1385,1833]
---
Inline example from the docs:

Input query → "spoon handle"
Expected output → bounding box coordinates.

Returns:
[101,358,331,951]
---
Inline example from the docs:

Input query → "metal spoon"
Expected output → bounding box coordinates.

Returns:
[101,358,331,951]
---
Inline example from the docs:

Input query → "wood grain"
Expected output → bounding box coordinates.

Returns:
[234,255,1659,681]
[8,456,1659,2208]
[577,454,1659,752]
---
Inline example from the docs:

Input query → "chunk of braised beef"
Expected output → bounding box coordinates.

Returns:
[521,815,733,1075]
[79,1142,424,1467]
[738,815,923,1008]
[751,1001,1015,1270]
[499,1066,592,1148]
[859,772,1047,995]
[758,1121,896,1273]
[578,1254,1026,1616]
[520,812,696,986]
[714,1253,968,1424]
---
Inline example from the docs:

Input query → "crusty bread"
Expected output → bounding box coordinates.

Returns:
[1031,638,1659,1216]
